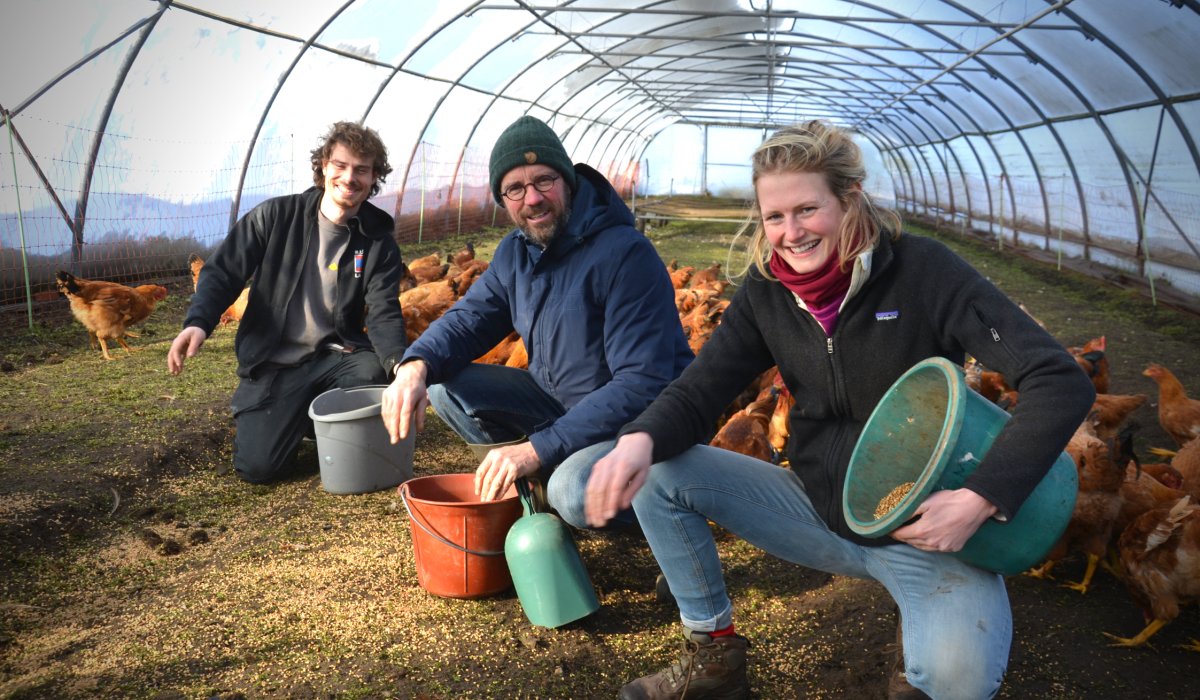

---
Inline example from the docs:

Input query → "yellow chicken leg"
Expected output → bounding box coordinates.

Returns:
[123,330,140,338]
[97,338,116,361]
[1098,548,1123,579]
[1023,560,1057,580]
[116,337,139,355]
[1104,619,1167,648]
[1062,553,1100,594]
[1178,638,1200,652]
[88,330,98,350]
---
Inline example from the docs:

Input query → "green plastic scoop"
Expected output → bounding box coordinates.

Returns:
[504,478,600,628]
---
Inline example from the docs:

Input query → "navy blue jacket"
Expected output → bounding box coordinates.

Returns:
[403,164,693,467]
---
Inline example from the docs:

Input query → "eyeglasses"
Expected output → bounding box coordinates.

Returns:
[502,173,560,201]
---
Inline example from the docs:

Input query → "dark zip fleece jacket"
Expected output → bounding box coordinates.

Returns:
[619,232,1096,547]
[403,164,693,469]
[184,187,407,380]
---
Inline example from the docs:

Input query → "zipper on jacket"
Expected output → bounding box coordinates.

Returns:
[972,305,1019,364]
[827,337,833,354]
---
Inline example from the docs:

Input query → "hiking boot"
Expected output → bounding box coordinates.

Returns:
[885,619,930,700]
[619,628,751,700]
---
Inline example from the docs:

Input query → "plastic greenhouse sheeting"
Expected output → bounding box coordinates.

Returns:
[2,0,1200,333]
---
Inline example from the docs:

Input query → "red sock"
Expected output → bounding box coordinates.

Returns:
[710,623,736,638]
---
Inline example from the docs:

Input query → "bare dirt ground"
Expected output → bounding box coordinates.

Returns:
[1,212,1199,699]
[637,196,753,221]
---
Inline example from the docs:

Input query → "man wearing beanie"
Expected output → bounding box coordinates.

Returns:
[381,116,692,530]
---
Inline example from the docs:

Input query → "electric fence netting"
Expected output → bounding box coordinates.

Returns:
[0,116,649,335]
[0,115,294,332]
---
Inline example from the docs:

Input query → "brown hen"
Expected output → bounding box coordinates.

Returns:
[1026,425,1136,593]
[1108,464,1188,577]
[506,338,528,369]
[1089,393,1149,441]
[475,331,521,365]
[1148,439,1199,500]
[710,391,779,463]
[408,252,440,269]
[690,263,722,288]
[188,253,248,327]
[1069,336,1109,395]
[1143,365,1200,447]
[669,266,695,290]
[410,263,449,285]
[56,271,167,360]
[397,261,419,293]
[453,242,476,268]
[768,379,794,454]
[1105,496,1200,651]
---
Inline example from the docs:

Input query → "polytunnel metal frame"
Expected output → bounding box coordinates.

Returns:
[4,0,1200,305]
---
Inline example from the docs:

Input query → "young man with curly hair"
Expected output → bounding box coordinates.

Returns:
[169,121,408,484]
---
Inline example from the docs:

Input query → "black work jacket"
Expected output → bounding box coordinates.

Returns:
[620,232,1095,547]
[184,187,407,380]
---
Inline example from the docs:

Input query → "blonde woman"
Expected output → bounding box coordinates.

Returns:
[585,121,1094,700]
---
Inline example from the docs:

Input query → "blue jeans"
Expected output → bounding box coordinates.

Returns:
[428,363,632,530]
[634,445,1010,700]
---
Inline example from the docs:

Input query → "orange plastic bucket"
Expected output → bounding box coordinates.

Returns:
[399,474,522,599]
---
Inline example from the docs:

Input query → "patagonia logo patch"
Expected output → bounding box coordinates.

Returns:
[354,250,364,278]
[876,310,899,321]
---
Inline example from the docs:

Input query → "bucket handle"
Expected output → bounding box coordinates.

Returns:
[398,485,505,557]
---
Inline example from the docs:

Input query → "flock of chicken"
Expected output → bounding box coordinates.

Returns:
[987,322,1200,652]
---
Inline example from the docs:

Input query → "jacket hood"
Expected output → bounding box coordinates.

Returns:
[535,163,635,260]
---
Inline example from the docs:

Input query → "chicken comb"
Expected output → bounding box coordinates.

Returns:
[772,372,791,397]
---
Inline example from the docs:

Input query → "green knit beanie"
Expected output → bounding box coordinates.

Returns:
[489,116,577,205]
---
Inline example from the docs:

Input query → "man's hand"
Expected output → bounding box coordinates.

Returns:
[167,327,208,375]
[475,442,541,502]
[381,359,429,444]
[584,432,654,528]
[890,488,999,552]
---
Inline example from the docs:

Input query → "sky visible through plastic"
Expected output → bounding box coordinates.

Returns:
[1,0,1199,301]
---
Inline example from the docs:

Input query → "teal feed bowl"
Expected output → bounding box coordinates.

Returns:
[843,357,1077,576]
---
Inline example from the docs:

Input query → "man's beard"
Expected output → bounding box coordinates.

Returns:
[517,188,572,247]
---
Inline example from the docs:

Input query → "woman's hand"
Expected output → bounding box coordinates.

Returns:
[890,488,998,553]
[584,433,655,528]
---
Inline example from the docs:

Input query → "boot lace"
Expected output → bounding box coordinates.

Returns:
[660,639,717,698]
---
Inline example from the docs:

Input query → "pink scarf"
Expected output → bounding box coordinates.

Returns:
[769,249,851,336]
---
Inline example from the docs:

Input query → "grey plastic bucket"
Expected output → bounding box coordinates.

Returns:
[308,385,414,495]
